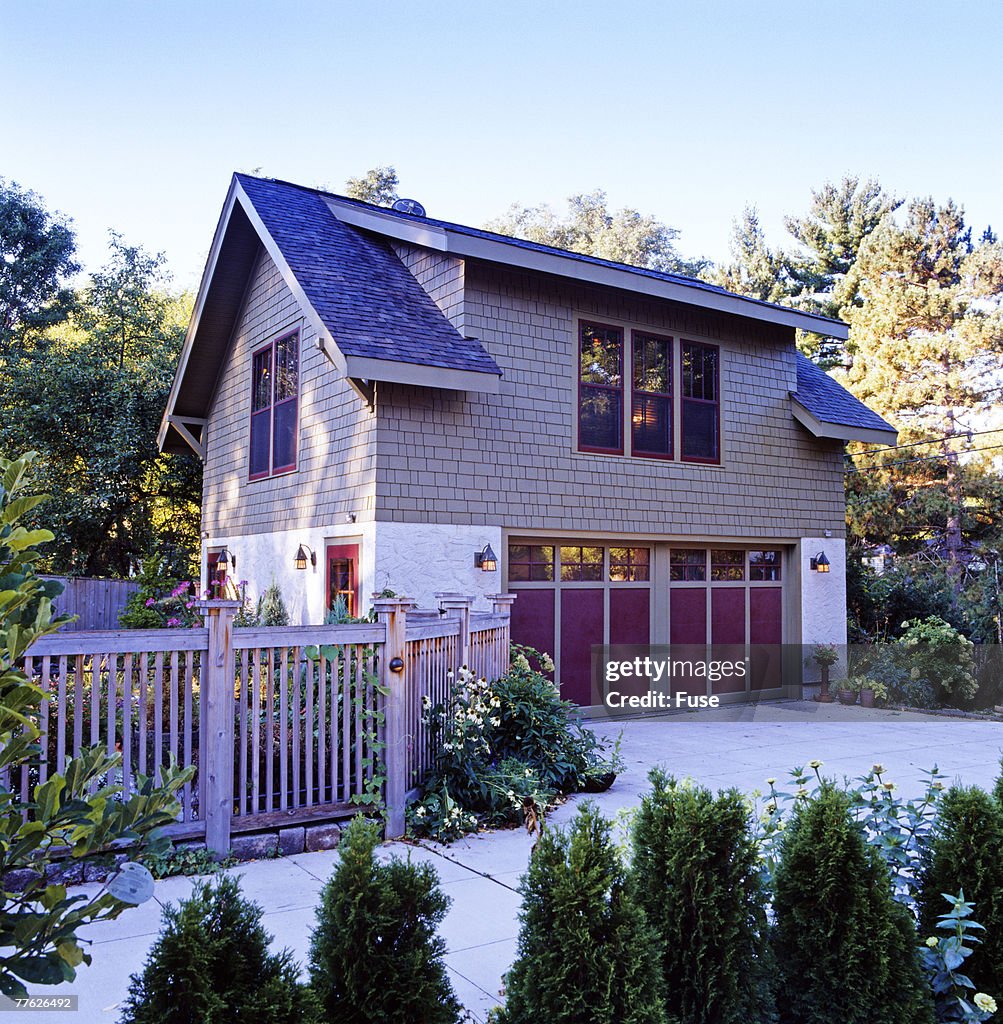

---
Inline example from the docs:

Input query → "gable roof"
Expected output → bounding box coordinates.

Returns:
[791,353,897,445]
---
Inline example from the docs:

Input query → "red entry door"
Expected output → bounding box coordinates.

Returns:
[326,544,359,618]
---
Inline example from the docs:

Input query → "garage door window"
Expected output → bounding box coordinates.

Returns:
[749,550,782,581]
[670,549,706,581]
[609,547,650,582]
[560,546,604,582]
[711,549,745,581]
[509,545,555,582]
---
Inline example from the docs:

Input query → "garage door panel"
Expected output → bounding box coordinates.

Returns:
[670,589,707,645]
[711,588,745,645]
[560,589,604,706]
[750,587,783,690]
[610,589,650,646]
[510,589,556,667]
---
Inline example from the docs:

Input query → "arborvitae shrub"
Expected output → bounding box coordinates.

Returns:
[493,801,667,1024]
[771,784,933,1024]
[631,770,775,1024]
[256,581,290,626]
[918,784,1003,997]
[119,873,315,1023]
[308,815,462,1024]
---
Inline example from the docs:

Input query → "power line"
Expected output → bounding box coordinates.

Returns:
[846,442,1003,473]
[850,426,1003,458]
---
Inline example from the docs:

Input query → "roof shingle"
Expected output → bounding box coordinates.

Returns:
[236,175,501,377]
[793,353,895,434]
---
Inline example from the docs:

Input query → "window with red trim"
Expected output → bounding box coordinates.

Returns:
[681,341,719,462]
[250,329,299,479]
[578,323,623,454]
[631,332,672,458]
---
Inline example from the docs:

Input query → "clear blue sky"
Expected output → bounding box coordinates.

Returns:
[5,0,1002,289]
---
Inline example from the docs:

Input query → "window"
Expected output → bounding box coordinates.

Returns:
[670,549,706,581]
[326,544,359,616]
[508,545,555,582]
[749,550,782,581]
[578,323,623,454]
[711,549,745,581]
[681,341,719,463]
[560,546,603,582]
[609,547,650,582]
[250,329,299,479]
[631,332,672,458]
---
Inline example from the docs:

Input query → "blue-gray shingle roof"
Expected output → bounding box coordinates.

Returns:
[236,174,501,377]
[793,353,895,434]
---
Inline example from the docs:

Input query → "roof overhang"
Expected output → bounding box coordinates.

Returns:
[328,199,850,341]
[790,396,898,445]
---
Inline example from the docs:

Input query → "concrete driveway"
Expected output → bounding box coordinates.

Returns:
[31,701,1003,1023]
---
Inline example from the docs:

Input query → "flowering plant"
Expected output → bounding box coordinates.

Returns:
[407,647,619,842]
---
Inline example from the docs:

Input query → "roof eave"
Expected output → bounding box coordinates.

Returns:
[345,355,502,394]
[790,397,898,446]
[327,199,850,341]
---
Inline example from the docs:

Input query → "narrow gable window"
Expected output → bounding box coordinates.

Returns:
[578,323,623,454]
[681,341,719,463]
[631,331,672,458]
[249,329,299,479]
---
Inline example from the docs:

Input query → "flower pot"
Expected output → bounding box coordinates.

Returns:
[582,772,617,793]
[837,689,857,705]
[859,688,875,708]
[815,664,833,703]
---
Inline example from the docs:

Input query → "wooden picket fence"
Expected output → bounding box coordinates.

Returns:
[21,594,514,849]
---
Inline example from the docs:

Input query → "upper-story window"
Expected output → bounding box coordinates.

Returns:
[681,341,719,463]
[577,321,720,463]
[250,328,299,479]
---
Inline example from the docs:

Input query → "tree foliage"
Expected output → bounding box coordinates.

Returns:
[495,801,667,1024]
[486,189,706,276]
[0,452,192,998]
[308,814,462,1024]
[0,179,78,356]
[771,785,933,1024]
[632,771,775,1024]
[917,785,1003,1000]
[120,874,315,1023]
[344,166,400,207]
[0,235,200,578]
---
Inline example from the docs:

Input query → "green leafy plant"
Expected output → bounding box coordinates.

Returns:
[919,891,998,1023]
[120,873,315,1023]
[0,451,194,998]
[810,643,840,667]
[632,770,775,1024]
[918,786,1003,998]
[492,801,667,1024]
[141,842,236,880]
[256,581,289,627]
[771,784,934,1024]
[409,648,619,841]
[308,814,461,1024]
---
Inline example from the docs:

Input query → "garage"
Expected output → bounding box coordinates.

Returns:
[507,541,786,705]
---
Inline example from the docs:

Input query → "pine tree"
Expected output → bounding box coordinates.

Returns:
[917,785,1003,997]
[495,802,667,1024]
[120,874,315,1023]
[631,771,775,1024]
[308,815,462,1024]
[772,785,933,1024]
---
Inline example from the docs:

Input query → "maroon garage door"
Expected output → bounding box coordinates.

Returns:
[509,543,784,704]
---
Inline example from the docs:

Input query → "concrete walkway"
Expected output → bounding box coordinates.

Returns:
[35,702,1003,1022]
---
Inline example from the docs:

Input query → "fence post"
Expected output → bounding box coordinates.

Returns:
[436,593,472,668]
[490,593,517,678]
[195,599,241,857]
[374,595,410,840]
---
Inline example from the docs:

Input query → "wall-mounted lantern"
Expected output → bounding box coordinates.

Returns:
[810,551,831,573]
[216,547,235,571]
[294,544,317,570]
[474,543,498,572]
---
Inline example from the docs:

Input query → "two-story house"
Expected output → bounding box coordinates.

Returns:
[158,174,895,704]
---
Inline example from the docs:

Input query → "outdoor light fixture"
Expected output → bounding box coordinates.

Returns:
[294,544,317,571]
[474,543,498,572]
[810,551,831,573]
[216,547,234,571]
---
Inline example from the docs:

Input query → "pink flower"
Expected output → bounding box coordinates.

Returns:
[185,601,193,609]
[166,617,181,628]
[145,598,156,608]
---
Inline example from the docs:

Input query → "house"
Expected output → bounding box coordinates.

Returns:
[158,174,896,705]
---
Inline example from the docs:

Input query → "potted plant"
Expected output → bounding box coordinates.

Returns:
[836,676,864,706]
[809,643,839,703]
[859,680,887,708]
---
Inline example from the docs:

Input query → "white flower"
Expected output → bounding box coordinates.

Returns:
[924,936,938,947]
[415,805,426,817]
[974,994,997,1014]
[489,718,500,727]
